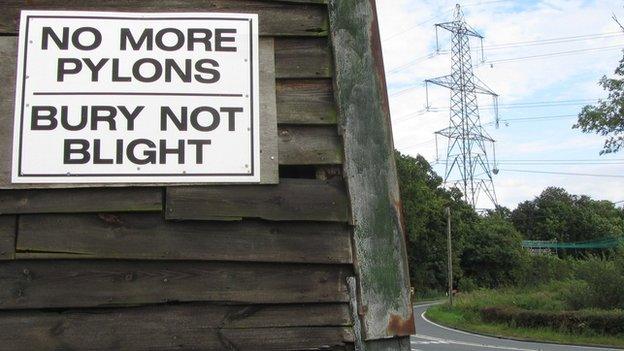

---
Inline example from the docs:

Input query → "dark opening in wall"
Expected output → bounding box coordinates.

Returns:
[279,165,317,179]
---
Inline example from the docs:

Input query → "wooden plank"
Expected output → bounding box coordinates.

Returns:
[220,327,354,350]
[265,0,328,4]
[0,260,350,309]
[260,38,279,184]
[278,125,343,165]
[0,37,16,189]
[0,1,328,36]
[277,79,337,124]
[0,187,162,214]
[275,37,332,78]
[16,213,352,264]
[166,178,349,221]
[329,0,414,342]
[0,216,15,260]
[365,338,412,351]
[0,303,350,350]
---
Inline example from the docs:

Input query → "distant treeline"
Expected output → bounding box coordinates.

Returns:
[395,151,624,296]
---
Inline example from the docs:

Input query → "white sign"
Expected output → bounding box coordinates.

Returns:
[12,11,260,183]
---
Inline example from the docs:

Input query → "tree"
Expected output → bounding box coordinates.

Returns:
[574,51,624,154]
[461,213,527,288]
[510,187,624,247]
[395,151,477,295]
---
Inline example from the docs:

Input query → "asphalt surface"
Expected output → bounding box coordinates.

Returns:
[411,303,623,351]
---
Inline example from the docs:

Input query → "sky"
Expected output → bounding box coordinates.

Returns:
[376,0,624,210]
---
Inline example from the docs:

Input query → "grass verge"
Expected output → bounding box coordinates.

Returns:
[426,299,624,348]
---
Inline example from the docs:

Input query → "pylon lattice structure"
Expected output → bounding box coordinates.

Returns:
[425,4,499,209]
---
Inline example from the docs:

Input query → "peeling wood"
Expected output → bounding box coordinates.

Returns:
[328,0,414,342]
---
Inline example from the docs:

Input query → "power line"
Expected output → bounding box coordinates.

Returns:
[434,159,624,165]
[389,85,423,97]
[382,1,514,43]
[498,159,624,161]
[392,109,586,125]
[480,32,623,50]
[398,138,436,150]
[484,114,578,126]
[381,9,453,42]
[495,98,598,107]
[385,31,624,74]
[426,99,598,111]
[485,44,624,65]
[391,109,431,123]
[387,52,441,75]
[499,169,624,178]
[462,0,513,6]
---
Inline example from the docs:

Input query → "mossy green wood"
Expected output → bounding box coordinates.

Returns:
[328,0,414,343]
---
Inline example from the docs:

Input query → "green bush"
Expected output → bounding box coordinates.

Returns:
[480,306,624,335]
[562,257,624,310]
[458,277,478,292]
[516,255,575,287]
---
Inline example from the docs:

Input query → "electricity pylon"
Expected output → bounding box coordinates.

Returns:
[425,4,499,209]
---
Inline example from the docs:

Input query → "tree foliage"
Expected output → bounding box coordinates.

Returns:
[396,151,525,292]
[574,52,624,154]
[510,187,624,244]
[395,152,624,294]
[395,151,475,294]
[461,213,527,288]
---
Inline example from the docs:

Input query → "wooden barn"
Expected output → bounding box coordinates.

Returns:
[0,0,414,350]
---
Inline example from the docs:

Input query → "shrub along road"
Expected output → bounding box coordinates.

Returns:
[411,303,623,351]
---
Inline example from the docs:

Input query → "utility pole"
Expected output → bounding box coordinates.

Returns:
[425,4,499,209]
[445,206,453,306]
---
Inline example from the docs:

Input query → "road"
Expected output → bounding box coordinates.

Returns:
[411,303,623,351]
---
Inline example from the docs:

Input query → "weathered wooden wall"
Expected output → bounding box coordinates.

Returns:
[0,1,358,350]
[0,0,414,349]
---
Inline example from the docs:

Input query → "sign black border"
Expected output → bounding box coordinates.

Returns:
[17,14,257,178]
